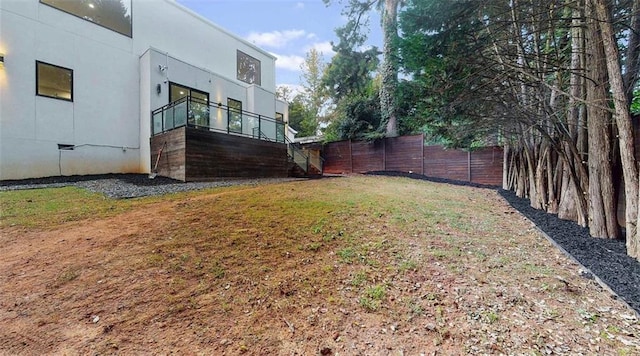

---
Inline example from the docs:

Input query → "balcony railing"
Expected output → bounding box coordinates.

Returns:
[151,96,285,143]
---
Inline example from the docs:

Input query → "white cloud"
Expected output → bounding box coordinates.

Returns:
[271,53,305,71]
[246,30,306,48]
[358,44,377,52]
[305,41,335,56]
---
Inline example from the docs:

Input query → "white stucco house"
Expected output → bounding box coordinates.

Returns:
[0,0,292,181]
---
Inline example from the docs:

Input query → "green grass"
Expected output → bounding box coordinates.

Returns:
[1,175,636,354]
[337,247,356,264]
[359,284,387,312]
[351,271,368,287]
[0,186,143,228]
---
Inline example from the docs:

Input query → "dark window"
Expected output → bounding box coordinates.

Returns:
[41,0,132,37]
[237,50,261,86]
[169,83,209,128]
[36,61,73,101]
[227,98,242,133]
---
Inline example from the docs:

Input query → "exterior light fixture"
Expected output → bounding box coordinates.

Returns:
[0,53,4,68]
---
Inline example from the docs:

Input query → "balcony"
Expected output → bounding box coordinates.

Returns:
[151,96,285,143]
[150,97,289,181]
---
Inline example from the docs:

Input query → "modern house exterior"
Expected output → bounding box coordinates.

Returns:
[0,0,293,181]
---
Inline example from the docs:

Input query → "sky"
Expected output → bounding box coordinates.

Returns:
[176,0,382,91]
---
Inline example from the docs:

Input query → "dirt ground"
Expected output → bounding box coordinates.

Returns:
[1,176,639,355]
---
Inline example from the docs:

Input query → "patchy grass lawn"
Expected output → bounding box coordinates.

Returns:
[1,175,638,354]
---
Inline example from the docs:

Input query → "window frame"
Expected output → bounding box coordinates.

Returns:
[36,60,74,102]
[40,0,133,38]
[168,82,209,104]
[227,98,243,134]
[168,82,210,128]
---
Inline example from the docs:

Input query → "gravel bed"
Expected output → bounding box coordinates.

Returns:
[367,171,640,315]
[0,174,302,199]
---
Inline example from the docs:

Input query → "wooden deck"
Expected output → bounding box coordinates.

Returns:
[150,127,288,182]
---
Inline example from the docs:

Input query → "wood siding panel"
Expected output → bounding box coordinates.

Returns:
[185,128,288,181]
[150,127,287,181]
[150,128,186,181]
[351,140,384,173]
[470,147,503,186]
[322,137,503,185]
[385,135,423,173]
[323,141,352,174]
[423,146,468,182]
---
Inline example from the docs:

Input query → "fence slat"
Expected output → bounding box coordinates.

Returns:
[322,135,503,185]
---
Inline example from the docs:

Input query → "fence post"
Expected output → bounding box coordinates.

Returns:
[421,133,425,175]
[383,138,386,171]
[468,151,472,183]
[349,139,353,173]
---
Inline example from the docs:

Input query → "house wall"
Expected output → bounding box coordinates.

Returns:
[0,0,281,180]
[1,1,140,179]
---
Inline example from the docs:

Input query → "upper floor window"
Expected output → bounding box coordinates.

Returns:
[40,0,132,37]
[36,61,73,101]
[237,50,261,86]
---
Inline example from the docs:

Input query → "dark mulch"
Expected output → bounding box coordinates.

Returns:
[499,189,640,315]
[367,171,640,316]
[0,173,180,187]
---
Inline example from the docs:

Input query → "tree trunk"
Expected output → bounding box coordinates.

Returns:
[547,148,558,213]
[557,155,578,221]
[535,144,549,210]
[503,142,510,190]
[524,141,540,208]
[623,0,640,105]
[585,0,618,238]
[380,0,399,137]
[592,0,640,255]
[558,2,586,223]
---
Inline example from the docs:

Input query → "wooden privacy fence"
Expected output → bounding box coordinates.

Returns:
[322,134,504,186]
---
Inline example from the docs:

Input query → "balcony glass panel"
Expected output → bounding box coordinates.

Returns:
[151,96,286,145]
[261,120,276,141]
[174,100,187,127]
[153,110,163,135]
